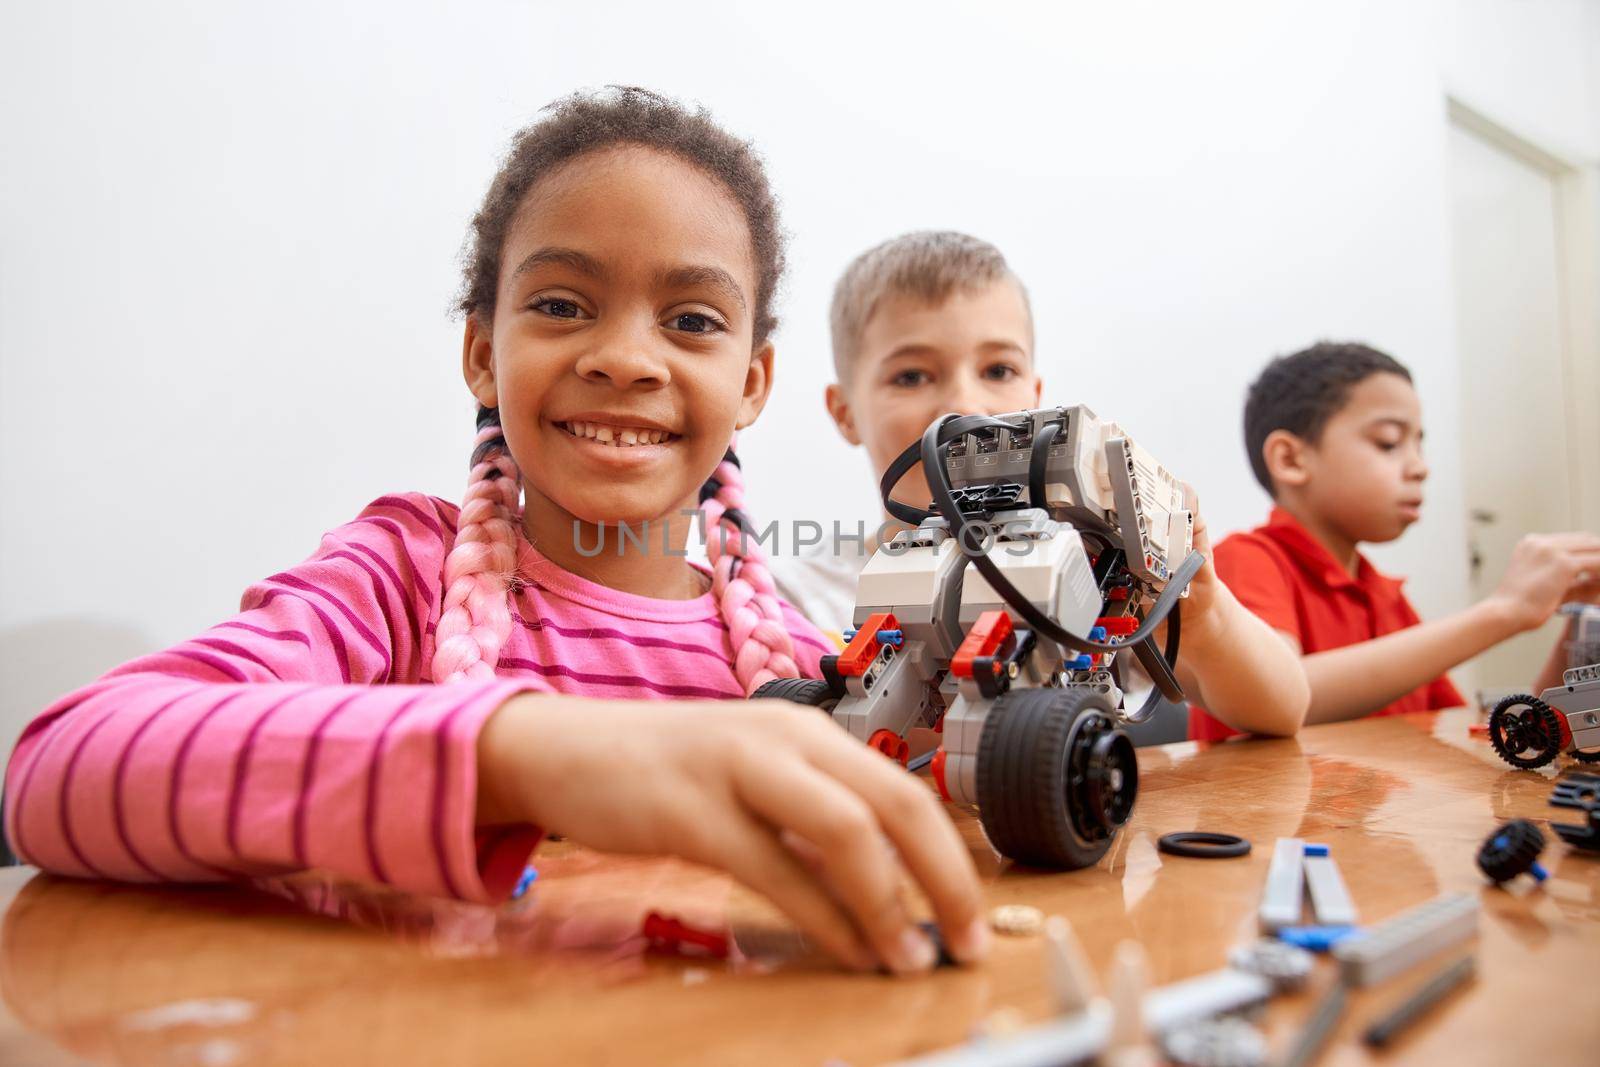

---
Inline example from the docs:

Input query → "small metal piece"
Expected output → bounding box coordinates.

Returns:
[1362,955,1476,1047]
[1333,892,1478,987]
[1159,1017,1268,1067]
[990,904,1045,936]
[1303,855,1358,925]
[1259,838,1306,930]
[1281,981,1346,1067]
[1228,939,1313,991]
[1158,831,1251,859]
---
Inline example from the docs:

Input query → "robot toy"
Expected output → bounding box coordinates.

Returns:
[1488,662,1600,769]
[754,407,1203,869]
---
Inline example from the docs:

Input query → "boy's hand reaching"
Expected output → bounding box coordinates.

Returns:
[476,694,989,976]
[1488,532,1600,632]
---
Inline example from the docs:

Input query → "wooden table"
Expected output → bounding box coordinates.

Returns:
[1,709,1595,1066]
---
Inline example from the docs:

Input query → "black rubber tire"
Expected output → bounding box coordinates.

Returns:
[975,687,1137,869]
[1489,694,1563,769]
[751,677,838,712]
[1572,748,1600,764]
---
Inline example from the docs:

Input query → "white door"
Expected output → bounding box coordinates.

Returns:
[1449,118,1576,695]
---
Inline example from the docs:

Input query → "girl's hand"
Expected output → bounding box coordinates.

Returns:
[477,695,990,975]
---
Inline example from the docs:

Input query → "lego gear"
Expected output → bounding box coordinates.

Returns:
[976,687,1136,868]
[750,677,838,711]
[1159,1017,1268,1067]
[1158,831,1252,859]
[1488,694,1564,769]
[1475,819,1548,884]
[1228,938,1313,991]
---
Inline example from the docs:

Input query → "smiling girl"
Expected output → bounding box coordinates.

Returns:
[4,88,988,976]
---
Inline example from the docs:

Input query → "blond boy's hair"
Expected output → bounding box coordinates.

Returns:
[829,230,1031,382]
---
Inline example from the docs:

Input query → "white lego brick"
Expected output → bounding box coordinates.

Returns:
[1332,892,1478,987]
[855,539,958,622]
[1107,941,1150,1052]
[958,524,1097,636]
[1045,916,1098,1014]
[888,1001,1112,1066]
[1304,855,1358,926]
[1143,968,1273,1034]
[1258,838,1305,931]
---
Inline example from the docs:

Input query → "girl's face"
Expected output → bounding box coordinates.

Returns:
[464,146,772,530]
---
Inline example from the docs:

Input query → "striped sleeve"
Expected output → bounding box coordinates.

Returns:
[2,494,546,903]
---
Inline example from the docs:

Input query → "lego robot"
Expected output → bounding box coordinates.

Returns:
[754,407,1203,869]
[1488,662,1600,769]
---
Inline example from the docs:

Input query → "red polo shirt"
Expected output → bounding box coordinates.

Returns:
[1188,507,1465,741]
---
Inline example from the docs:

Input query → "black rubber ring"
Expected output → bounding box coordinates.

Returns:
[1157,831,1252,858]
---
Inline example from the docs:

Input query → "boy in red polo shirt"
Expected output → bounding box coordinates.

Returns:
[1191,342,1600,740]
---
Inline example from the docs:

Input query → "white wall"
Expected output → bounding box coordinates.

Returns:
[2,0,1595,760]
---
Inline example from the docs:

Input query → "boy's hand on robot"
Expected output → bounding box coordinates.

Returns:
[1170,482,1225,645]
[478,695,990,976]
[1490,532,1600,631]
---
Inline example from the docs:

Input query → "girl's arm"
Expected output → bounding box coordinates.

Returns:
[476,693,990,974]
[5,493,989,973]
[3,495,544,903]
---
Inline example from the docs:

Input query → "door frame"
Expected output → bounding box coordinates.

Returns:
[1446,97,1600,535]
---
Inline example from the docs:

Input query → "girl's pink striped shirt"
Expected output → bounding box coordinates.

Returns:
[3,493,830,903]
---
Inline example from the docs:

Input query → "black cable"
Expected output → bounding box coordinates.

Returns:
[878,413,1009,526]
[920,414,1201,704]
[1027,420,1061,510]
[922,415,1202,657]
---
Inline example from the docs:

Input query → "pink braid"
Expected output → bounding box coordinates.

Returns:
[431,408,522,684]
[700,440,801,694]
